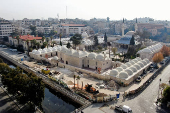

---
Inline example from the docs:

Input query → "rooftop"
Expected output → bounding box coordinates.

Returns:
[13,35,42,41]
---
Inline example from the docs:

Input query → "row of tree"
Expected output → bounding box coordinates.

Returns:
[0,61,45,111]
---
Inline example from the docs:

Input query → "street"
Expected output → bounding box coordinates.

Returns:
[83,63,170,113]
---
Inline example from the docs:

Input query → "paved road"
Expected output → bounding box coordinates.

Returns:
[0,78,20,113]
[83,63,170,113]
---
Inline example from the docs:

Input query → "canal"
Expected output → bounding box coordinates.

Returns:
[0,56,81,113]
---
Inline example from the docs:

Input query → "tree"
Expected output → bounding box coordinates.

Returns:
[160,45,170,57]
[162,86,170,103]
[70,34,82,48]
[152,52,164,63]
[60,41,62,46]
[43,42,48,48]
[30,25,37,36]
[76,76,80,88]
[51,41,56,47]
[50,36,53,46]
[104,32,107,45]
[16,35,20,46]
[73,75,76,89]
[66,42,71,48]
[94,35,98,46]
[36,42,40,49]
[112,47,117,55]
[32,39,37,48]
[130,35,135,45]
[0,63,45,110]
[46,38,49,47]
[26,40,30,55]
[42,36,45,42]
[0,58,3,63]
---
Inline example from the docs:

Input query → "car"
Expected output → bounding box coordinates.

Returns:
[160,60,164,64]
[150,68,154,72]
[2,45,7,48]
[136,76,142,82]
[18,52,23,54]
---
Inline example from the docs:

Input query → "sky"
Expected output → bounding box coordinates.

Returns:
[0,0,170,21]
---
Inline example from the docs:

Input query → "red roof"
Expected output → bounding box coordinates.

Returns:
[14,35,42,41]
[61,24,86,27]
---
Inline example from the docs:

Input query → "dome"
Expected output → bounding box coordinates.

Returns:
[124,69,133,76]
[110,69,119,77]
[133,59,138,63]
[129,66,137,72]
[134,64,141,70]
[96,54,104,60]
[61,46,68,52]
[57,46,61,51]
[141,60,147,65]
[129,60,135,65]
[125,62,131,67]
[120,64,127,69]
[47,48,52,52]
[118,72,129,79]
[135,57,142,61]
[125,31,135,36]
[53,56,58,60]
[36,51,41,54]
[32,50,37,53]
[41,49,47,54]
[82,32,88,38]
[44,48,47,50]
[144,58,150,63]
[88,52,97,59]
[73,51,82,57]
[137,62,144,67]
[115,67,124,72]
[52,47,57,51]
[142,48,153,53]
[38,49,42,51]
[66,48,75,55]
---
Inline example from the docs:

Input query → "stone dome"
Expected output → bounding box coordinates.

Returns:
[110,69,119,77]
[96,54,104,60]
[142,48,153,53]
[36,51,41,54]
[120,64,127,69]
[129,66,137,72]
[129,60,135,65]
[118,72,129,79]
[53,56,58,60]
[38,49,42,51]
[125,31,135,36]
[88,52,97,59]
[137,62,144,67]
[144,58,150,63]
[134,64,141,70]
[124,69,133,76]
[61,46,68,52]
[133,59,138,63]
[82,32,88,38]
[41,49,47,54]
[32,50,37,53]
[47,48,52,52]
[125,62,131,67]
[115,67,124,72]
[52,47,57,51]
[135,57,142,61]
[141,60,147,65]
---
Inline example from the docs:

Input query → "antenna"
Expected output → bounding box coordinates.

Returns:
[66,6,67,19]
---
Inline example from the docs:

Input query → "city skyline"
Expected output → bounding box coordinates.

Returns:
[1,0,170,21]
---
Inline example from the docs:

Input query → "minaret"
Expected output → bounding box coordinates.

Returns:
[122,18,125,36]
[135,18,138,32]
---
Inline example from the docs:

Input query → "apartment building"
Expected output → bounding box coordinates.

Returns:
[0,18,15,38]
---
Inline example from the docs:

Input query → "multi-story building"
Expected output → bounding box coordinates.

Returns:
[57,24,89,37]
[8,34,43,50]
[0,18,15,38]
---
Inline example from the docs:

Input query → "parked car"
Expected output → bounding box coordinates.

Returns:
[2,45,7,48]
[115,105,132,113]
[136,76,142,82]
[12,49,17,52]
[150,68,154,72]
[0,45,2,47]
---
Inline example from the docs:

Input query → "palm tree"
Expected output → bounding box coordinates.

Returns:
[36,42,40,49]
[76,76,80,88]
[26,39,30,55]
[52,41,56,47]
[46,38,49,47]
[32,39,37,48]
[73,75,76,89]
[16,35,20,46]
[43,42,48,48]
[42,36,45,42]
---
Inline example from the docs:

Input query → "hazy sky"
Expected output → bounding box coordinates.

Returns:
[0,0,169,20]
